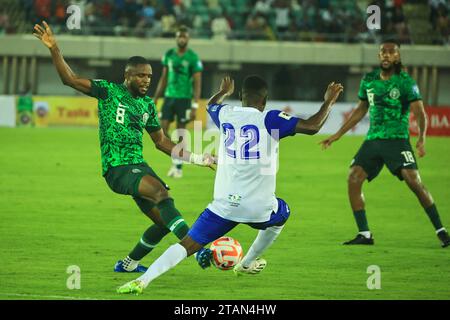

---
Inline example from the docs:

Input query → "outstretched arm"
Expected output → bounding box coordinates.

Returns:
[148,129,215,168]
[410,100,427,157]
[319,100,368,149]
[33,21,91,94]
[295,82,344,135]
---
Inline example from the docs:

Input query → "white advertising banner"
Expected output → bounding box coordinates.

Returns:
[0,95,16,127]
[206,100,370,135]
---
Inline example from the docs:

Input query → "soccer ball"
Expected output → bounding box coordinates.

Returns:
[210,236,243,270]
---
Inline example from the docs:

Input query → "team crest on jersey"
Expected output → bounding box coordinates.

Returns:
[228,194,242,207]
[389,88,401,100]
[143,112,149,124]
[182,60,189,68]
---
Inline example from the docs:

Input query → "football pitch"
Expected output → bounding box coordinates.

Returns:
[0,127,449,300]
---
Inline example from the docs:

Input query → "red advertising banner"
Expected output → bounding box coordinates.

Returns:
[410,106,450,136]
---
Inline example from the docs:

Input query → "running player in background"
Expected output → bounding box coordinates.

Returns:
[320,39,450,248]
[117,75,343,295]
[153,25,203,179]
[33,21,215,273]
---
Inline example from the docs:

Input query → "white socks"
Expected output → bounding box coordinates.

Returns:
[241,225,284,268]
[122,256,139,271]
[137,243,187,287]
[358,231,371,239]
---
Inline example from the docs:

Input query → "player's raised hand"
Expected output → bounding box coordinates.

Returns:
[220,76,234,96]
[324,82,344,103]
[33,21,57,49]
[319,133,341,150]
[416,137,426,157]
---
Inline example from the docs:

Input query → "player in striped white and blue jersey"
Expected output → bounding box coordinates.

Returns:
[117,75,343,294]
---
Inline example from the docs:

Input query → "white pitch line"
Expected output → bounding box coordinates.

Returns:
[0,293,106,300]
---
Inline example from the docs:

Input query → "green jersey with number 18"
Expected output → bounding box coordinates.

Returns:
[358,68,422,140]
[89,79,161,175]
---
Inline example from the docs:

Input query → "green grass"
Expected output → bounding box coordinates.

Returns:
[0,127,449,300]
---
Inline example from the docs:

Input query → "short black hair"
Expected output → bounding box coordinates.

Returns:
[177,25,189,34]
[381,38,401,48]
[126,56,149,70]
[242,75,268,96]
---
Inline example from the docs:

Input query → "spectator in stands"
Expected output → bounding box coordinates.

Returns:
[162,0,175,15]
[53,0,67,28]
[84,1,100,34]
[182,0,192,8]
[99,0,114,22]
[302,0,319,32]
[245,12,267,40]
[3,0,444,45]
[254,0,273,18]
[211,12,231,40]
[125,0,141,28]
[391,5,411,44]
[246,11,276,40]
[206,0,221,12]
[161,7,177,37]
[173,0,190,26]
[274,0,292,39]
[429,0,447,30]
[436,2,449,44]
[147,9,163,37]
[134,0,156,37]
[0,10,10,35]
[22,0,34,22]
[34,0,52,24]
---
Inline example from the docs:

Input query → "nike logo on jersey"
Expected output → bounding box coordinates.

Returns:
[403,163,414,167]
[119,103,129,109]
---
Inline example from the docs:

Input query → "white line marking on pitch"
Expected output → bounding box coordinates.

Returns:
[0,293,106,300]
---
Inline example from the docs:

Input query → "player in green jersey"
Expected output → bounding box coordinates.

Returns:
[320,39,449,248]
[153,25,203,179]
[33,21,215,272]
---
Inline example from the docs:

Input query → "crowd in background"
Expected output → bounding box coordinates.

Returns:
[0,0,448,44]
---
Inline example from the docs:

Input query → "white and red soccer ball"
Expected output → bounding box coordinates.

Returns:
[210,236,243,270]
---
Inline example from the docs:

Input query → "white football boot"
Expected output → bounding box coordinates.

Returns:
[233,258,267,276]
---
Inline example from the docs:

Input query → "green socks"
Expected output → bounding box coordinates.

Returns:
[156,198,190,240]
[129,224,170,261]
[352,204,444,235]
[128,198,190,262]
[353,210,370,232]
[425,204,444,231]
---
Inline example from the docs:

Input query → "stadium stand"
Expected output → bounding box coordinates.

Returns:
[0,0,448,44]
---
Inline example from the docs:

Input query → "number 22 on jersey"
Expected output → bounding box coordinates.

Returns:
[222,123,260,160]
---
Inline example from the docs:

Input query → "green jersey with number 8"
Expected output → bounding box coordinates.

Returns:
[89,79,161,175]
[358,68,422,140]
